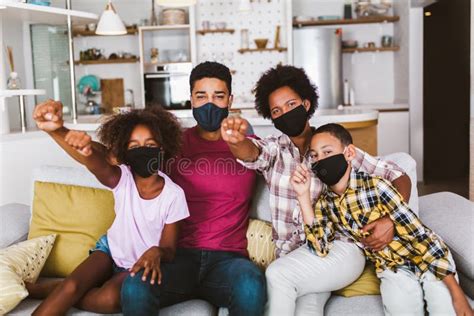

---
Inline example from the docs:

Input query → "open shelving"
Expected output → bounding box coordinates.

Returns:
[293,15,399,28]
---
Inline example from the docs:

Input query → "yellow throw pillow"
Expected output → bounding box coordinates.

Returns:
[0,234,56,314]
[246,219,276,270]
[28,181,115,277]
[334,262,381,297]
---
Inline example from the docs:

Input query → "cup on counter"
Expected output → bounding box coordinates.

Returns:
[381,35,393,47]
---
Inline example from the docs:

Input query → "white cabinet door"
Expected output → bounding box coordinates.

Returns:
[377,111,410,156]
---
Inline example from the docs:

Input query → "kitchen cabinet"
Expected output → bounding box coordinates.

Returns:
[377,111,410,156]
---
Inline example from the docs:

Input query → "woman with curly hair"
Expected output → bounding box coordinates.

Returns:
[28,101,189,316]
[221,65,413,315]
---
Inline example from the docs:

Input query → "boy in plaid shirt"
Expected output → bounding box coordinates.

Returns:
[291,123,472,316]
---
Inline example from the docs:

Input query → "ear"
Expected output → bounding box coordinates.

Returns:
[345,144,357,162]
[228,94,234,109]
[303,99,311,112]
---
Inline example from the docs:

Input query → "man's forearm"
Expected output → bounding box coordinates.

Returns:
[227,138,260,162]
[392,174,411,202]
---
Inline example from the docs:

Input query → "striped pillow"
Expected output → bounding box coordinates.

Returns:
[0,234,56,314]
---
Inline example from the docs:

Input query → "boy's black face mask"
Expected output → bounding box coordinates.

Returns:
[272,104,308,137]
[125,147,163,178]
[311,153,348,186]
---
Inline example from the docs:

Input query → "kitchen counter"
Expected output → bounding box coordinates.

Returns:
[57,108,378,132]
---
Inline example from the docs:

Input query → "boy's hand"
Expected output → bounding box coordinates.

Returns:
[221,117,249,144]
[291,163,312,197]
[129,246,162,285]
[64,130,92,156]
[452,292,473,316]
[33,99,64,132]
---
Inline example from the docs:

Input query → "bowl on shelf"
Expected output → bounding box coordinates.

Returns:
[254,38,268,49]
[342,40,358,49]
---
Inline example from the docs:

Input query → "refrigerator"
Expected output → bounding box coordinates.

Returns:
[293,27,343,109]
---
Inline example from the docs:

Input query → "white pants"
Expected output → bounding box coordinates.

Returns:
[378,262,456,316]
[265,241,365,316]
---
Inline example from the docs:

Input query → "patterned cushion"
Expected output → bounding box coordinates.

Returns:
[0,234,56,314]
[246,219,275,269]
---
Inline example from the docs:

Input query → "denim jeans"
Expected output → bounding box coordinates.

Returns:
[120,248,267,316]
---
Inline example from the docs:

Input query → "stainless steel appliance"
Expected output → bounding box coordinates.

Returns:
[293,27,342,109]
[144,62,192,110]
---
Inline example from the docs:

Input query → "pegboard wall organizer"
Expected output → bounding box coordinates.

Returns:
[195,0,291,105]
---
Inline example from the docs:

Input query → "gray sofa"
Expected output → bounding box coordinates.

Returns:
[2,153,473,315]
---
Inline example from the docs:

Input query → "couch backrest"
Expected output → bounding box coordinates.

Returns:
[33,151,418,222]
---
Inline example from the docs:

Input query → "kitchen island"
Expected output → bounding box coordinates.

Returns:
[0,108,377,206]
[63,107,379,155]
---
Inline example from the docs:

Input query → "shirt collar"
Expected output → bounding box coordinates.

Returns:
[325,167,359,198]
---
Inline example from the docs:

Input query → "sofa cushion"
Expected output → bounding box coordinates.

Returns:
[10,298,216,316]
[334,262,381,297]
[418,192,474,281]
[29,182,115,277]
[0,234,56,314]
[0,203,31,249]
[380,152,419,215]
[325,295,384,315]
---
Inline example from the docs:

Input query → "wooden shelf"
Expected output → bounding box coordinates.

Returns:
[293,15,400,27]
[72,26,138,37]
[0,2,98,25]
[139,25,190,32]
[342,46,400,53]
[197,29,235,35]
[238,47,288,54]
[74,58,140,65]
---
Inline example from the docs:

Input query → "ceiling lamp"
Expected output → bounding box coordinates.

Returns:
[95,0,127,35]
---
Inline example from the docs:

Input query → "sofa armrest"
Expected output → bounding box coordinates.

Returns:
[0,203,31,248]
[418,192,474,281]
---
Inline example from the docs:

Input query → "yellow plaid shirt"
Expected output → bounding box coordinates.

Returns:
[304,169,455,280]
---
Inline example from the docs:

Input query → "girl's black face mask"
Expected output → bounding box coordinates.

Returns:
[272,104,308,137]
[311,153,348,186]
[125,147,163,178]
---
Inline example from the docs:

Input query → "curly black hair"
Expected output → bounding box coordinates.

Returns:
[253,65,319,119]
[189,61,232,94]
[97,106,182,166]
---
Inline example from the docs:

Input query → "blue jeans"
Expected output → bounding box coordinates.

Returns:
[120,248,267,316]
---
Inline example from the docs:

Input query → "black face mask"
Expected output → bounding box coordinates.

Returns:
[311,153,348,186]
[124,147,163,178]
[193,102,229,132]
[273,104,308,137]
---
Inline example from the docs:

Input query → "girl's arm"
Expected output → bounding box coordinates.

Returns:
[129,222,180,285]
[33,100,120,188]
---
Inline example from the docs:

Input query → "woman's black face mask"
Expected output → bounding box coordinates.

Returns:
[272,104,308,137]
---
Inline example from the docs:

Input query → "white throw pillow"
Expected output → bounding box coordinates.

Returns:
[0,234,56,314]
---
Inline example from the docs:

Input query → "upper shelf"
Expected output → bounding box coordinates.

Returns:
[197,29,235,35]
[293,15,400,28]
[73,26,138,37]
[0,1,98,25]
